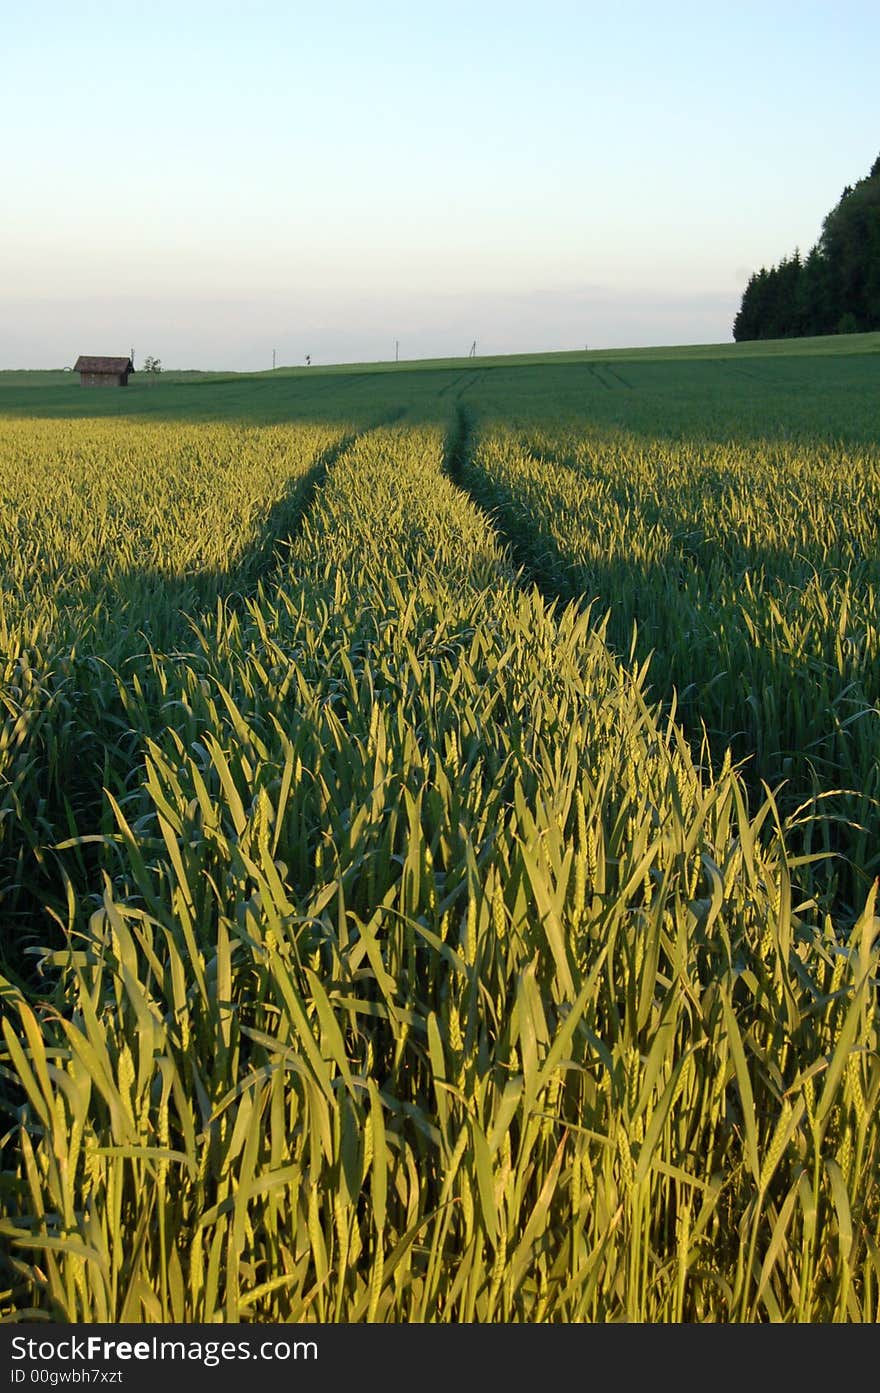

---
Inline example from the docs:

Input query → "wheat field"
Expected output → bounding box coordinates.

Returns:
[1,346,879,1321]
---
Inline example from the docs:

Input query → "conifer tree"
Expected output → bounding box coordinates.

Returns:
[733,154,880,339]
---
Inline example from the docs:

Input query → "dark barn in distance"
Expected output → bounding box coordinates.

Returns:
[73,355,134,387]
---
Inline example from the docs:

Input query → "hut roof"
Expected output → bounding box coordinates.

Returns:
[73,356,134,373]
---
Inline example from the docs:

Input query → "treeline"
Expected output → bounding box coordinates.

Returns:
[734,152,880,340]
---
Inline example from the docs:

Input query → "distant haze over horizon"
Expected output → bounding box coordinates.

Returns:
[3,0,878,372]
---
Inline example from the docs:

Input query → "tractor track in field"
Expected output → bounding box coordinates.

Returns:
[714,359,765,383]
[457,370,487,398]
[586,363,613,391]
[437,372,469,397]
[217,408,408,595]
[436,368,486,399]
[239,429,364,589]
[0,415,400,958]
[601,363,634,388]
[443,404,575,607]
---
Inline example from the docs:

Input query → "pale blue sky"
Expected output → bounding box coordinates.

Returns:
[3,0,878,369]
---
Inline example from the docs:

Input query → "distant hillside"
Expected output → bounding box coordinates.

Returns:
[734,153,880,341]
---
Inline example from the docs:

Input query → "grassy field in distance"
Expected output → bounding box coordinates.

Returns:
[4,325,878,388]
[2,331,879,443]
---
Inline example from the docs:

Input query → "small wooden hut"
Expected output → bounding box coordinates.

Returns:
[73,355,134,387]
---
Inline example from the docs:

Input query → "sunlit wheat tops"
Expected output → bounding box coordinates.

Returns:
[1,388,879,1322]
[458,419,880,914]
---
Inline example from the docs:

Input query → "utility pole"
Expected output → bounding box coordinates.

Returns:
[468,340,476,358]
[272,348,276,371]
[395,340,399,363]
